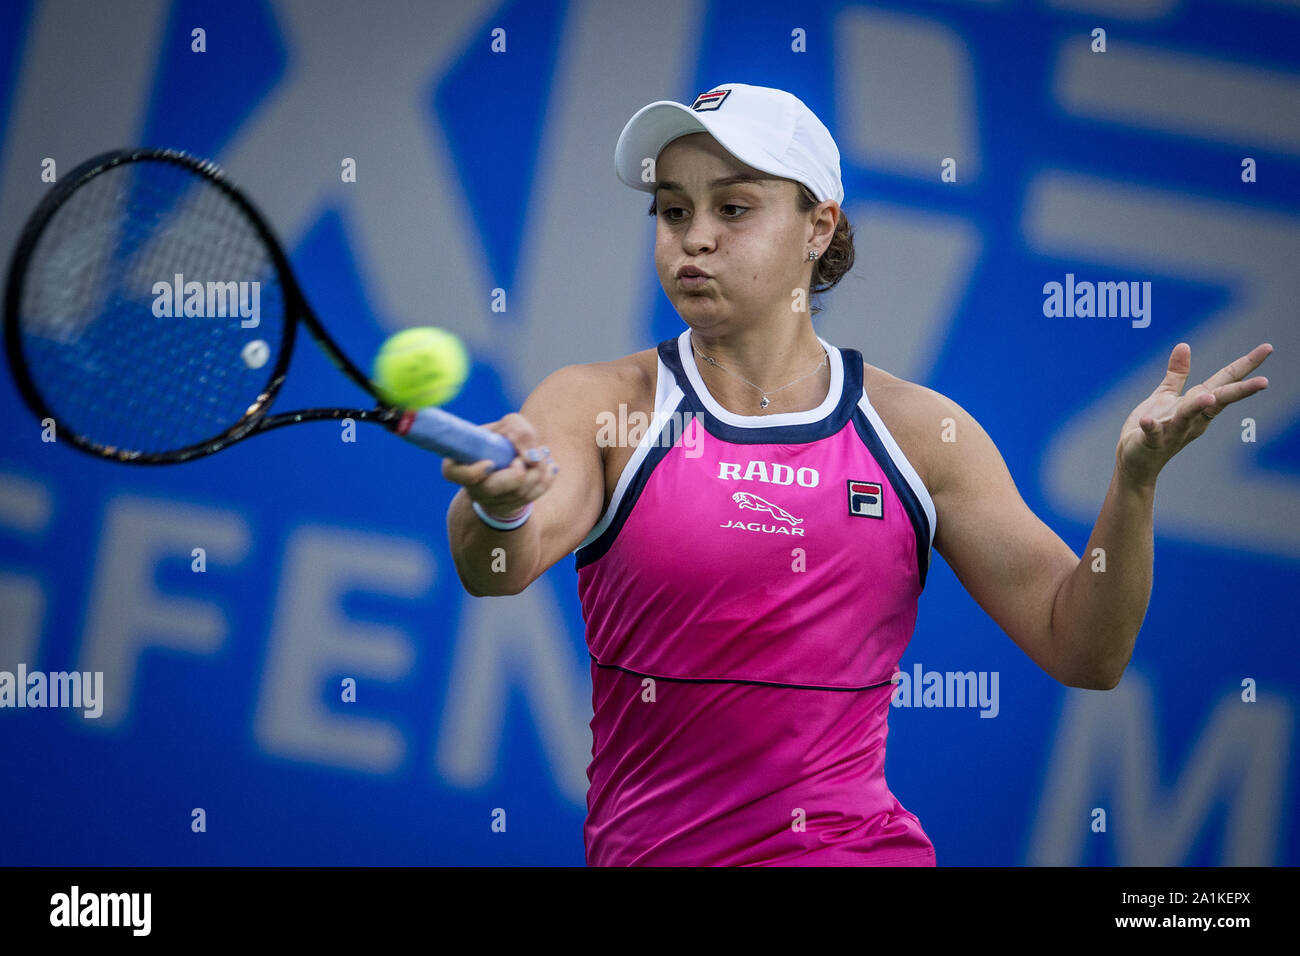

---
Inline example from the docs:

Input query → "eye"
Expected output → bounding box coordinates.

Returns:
[660,204,748,223]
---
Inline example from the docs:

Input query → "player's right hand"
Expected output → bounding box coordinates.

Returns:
[442,412,558,517]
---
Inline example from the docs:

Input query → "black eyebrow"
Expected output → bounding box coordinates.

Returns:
[654,175,773,194]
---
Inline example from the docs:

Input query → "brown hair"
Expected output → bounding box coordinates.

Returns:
[647,181,855,316]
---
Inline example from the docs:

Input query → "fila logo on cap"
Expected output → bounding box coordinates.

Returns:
[691,88,731,111]
[847,480,884,519]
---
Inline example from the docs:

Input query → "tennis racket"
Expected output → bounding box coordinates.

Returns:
[3,147,517,468]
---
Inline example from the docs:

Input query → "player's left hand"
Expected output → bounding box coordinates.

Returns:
[1115,342,1272,489]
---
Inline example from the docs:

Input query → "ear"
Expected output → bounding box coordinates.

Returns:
[812,200,838,242]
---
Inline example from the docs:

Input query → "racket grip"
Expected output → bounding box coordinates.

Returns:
[396,407,517,470]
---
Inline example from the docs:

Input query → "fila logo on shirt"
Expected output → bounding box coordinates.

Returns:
[717,461,819,487]
[847,480,884,519]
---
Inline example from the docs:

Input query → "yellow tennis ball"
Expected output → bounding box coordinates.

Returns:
[372,327,470,408]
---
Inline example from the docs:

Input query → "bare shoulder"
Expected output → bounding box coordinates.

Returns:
[524,348,656,490]
[588,349,657,466]
[861,360,970,497]
[863,359,1024,525]
[527,348,656,515]
[595,347,657,406]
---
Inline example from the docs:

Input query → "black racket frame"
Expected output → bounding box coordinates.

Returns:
[3,147,403,464]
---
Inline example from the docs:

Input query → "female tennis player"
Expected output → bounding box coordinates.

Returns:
[443,83,1272,866]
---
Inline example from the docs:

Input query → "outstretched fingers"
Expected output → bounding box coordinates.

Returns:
[1200,342,1273,392]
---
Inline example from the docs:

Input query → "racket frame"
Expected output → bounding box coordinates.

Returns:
[4,147,403,465]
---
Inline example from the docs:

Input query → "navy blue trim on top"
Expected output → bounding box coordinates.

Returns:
[661,336,864,444]
[850,407,932,590]
[574,392,691,570]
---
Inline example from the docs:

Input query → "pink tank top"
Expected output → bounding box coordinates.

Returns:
[575,329,938,866]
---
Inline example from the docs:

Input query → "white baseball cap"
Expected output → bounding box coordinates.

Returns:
[614,83,844,205]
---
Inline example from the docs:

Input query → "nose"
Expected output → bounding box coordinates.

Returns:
[682,213,715,254]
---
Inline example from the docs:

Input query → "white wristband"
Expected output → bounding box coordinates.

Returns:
[472,500,533,531]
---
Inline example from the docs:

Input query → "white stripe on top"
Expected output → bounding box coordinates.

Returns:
[676,327,843,427]
[857,390,937,553]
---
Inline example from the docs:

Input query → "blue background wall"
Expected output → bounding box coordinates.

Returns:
[0,0,1296,865]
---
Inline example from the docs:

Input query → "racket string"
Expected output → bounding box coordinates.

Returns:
[16,158,289,455]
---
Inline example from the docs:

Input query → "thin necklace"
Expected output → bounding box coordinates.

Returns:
[691,335,829,409]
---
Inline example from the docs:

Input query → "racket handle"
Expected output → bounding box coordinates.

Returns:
[396,407,517,469]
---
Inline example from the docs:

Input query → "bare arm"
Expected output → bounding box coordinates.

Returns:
[445,363,608,597]
[925,389,1088,686]
[927,342,1271,690]
[1051,341,1272,686]
[1047,469,1153,690]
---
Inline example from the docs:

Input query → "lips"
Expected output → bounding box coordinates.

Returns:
[676,265,711,279]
